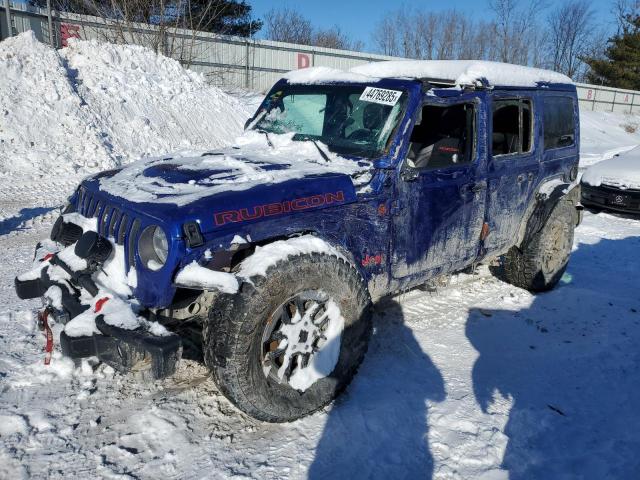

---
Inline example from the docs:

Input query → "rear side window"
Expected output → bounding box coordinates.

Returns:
[543,97,575,150]
[492,99,533,157]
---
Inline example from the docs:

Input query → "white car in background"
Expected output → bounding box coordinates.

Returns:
[581,147,640,214]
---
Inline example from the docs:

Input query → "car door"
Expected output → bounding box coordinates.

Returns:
[391,92,488,283]
[483,93,540,255]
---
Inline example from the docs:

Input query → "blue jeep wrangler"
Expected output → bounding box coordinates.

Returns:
[15,61,581,422]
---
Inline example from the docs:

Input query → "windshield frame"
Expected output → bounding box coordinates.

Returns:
[247,79,420,163]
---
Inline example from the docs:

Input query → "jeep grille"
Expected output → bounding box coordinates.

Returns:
[76,186,140,270]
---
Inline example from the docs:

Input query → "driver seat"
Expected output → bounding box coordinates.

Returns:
[347,104,386,142]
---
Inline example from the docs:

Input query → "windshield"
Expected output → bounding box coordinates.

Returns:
[249,84,408,158]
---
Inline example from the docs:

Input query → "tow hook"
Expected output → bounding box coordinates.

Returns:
[37,308,54,365]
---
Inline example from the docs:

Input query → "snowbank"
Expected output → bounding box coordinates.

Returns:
[0,32,249,178]
[582,146,640,189]
[0,32,114,176]
[579,110,640,167]
[62,39,248,161]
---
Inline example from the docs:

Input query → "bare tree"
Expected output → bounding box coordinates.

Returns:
[314,26,357,50]
[489,0,546,64]
[264,7,313,44]
[371,15,399,56]
[545,0,594,78]
[613,0,640,32]
[264,7,362,51]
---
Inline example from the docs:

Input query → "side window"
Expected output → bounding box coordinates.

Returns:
[492,99,533,157]
[543,96,576,150]
[407,103,475,170]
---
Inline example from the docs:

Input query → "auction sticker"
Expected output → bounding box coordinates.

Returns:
[359,87,402,106]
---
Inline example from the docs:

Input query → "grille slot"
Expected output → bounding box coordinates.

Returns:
[76,196,139,271]
[77,188,85,213]
[109,209,121,238]
[117,214,129,245]
[128,218,141,269]
[88,197,98,217]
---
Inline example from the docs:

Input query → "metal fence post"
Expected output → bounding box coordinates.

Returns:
[46,0,54,47]
[3,0,12,38]
[245,37,249,89]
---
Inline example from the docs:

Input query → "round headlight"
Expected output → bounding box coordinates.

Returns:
[138,225,168,271]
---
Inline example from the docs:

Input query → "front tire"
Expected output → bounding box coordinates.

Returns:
[503,199,576,292]
[203,252,372,422]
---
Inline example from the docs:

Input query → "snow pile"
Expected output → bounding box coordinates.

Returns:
[237,234,345,278]
[62,39,248,161]
[175,261,238,293]
[0,32,115,176]
[98,131,370,206]
[0,32,249,178]
[580,110,640,167]
[582,146,640,189]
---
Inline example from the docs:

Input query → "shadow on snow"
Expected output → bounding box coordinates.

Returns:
[308,234,640,479]
[309,299,446,480]
[0,207,55,235]
[468,235,640,478]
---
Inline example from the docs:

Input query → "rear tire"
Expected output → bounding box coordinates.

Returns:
[203,252,372,422]
[503,199,576,292]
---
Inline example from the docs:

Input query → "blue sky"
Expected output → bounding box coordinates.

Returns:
[249,0,617,52]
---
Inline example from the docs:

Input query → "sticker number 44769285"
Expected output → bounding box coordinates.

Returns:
[359,87,403,106]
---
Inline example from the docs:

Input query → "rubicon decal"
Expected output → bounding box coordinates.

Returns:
[214,191,345,226]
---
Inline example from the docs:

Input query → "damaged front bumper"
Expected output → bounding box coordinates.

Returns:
[15,221,182,379]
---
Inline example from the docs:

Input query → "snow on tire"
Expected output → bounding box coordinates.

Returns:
[203,251,372,422]
[502,199,576,292]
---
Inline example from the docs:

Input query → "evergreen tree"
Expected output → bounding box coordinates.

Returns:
[584,12,640,89]
[31,0,262,37]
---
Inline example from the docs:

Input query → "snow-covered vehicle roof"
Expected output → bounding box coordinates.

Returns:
[581,147,640,190]
[284,60,572,88]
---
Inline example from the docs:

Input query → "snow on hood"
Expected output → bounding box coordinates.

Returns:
[581,146,640,190]
[97,131,371,206]
[350,60,572,87]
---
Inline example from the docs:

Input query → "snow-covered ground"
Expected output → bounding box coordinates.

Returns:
[1,33,640,479]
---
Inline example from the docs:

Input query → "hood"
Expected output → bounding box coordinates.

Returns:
[582,147,640,190]
[81,132,370,233]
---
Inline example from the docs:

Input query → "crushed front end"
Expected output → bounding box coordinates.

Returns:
[15,202,182,379]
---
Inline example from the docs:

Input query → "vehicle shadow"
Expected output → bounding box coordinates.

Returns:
[0,207,56,235]
[308,299,446,480]
[467,236,640,478]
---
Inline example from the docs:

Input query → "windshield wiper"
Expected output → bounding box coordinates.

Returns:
[309,139,331,163]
